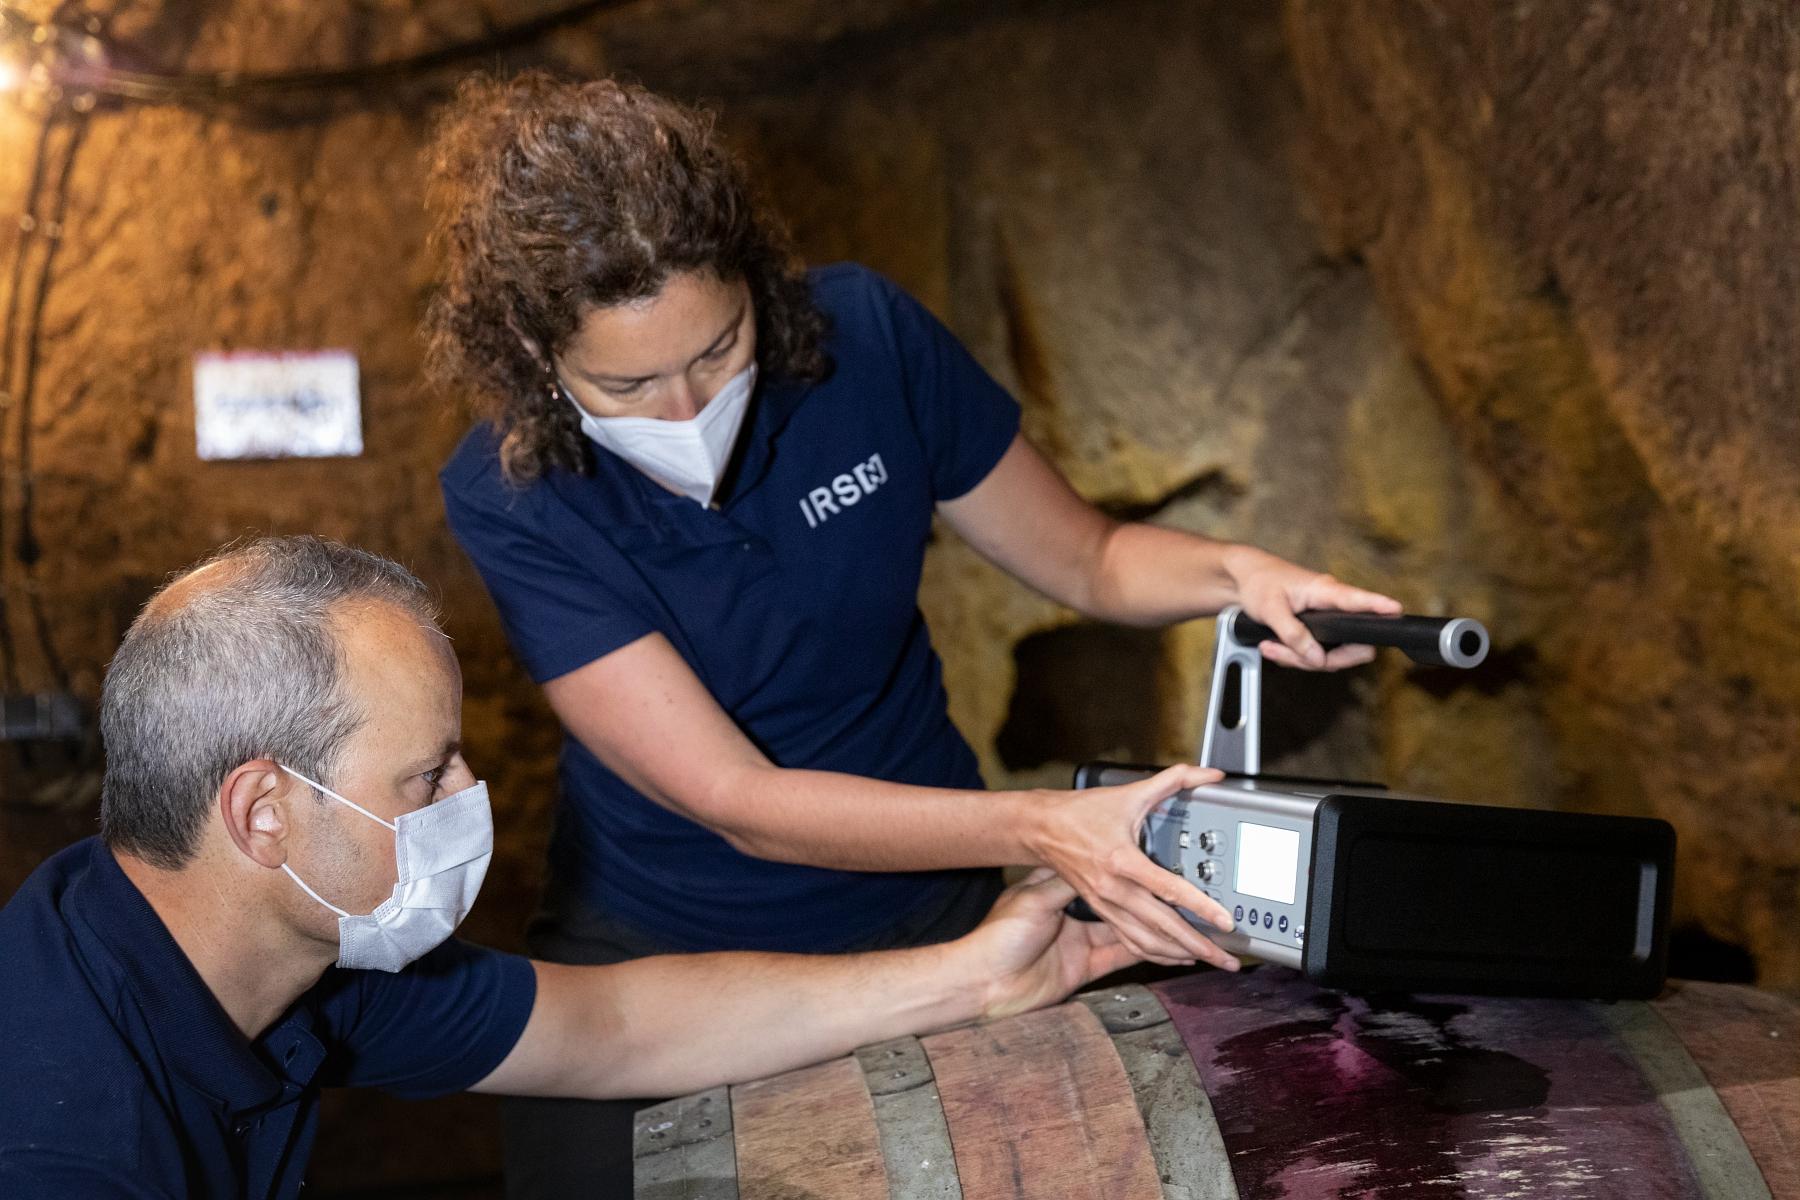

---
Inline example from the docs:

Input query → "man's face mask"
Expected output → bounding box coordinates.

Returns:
[276,764,493,972]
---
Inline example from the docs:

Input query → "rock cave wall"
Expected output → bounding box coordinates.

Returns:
[0,0,1793,1190]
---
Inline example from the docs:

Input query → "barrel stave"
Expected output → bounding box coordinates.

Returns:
[637,971,1800,1200]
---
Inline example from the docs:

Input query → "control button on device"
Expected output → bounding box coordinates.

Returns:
[1278,915,1289,932]
[1197,860,1218,883]
[1262,911,1274,929]
[1234,905,1244,922]
[1199,830,1219,853]
[1248,909,1259,925]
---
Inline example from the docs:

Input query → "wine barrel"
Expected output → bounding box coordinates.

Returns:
[634,967,1799,1199]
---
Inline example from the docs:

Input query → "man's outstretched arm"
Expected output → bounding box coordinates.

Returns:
[472,871,1139,1099]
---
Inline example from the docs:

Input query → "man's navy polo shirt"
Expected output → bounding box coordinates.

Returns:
[0,839,536,1199]
[441,263,1022,953]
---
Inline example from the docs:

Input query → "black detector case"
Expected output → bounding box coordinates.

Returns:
[1068,606,1676,1000]
[1306,790,1673,997]
[1076,762,1674,999]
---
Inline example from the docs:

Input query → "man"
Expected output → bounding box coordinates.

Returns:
[0,536,1202,1197]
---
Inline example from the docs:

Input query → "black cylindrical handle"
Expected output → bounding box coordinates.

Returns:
[1232,610,1489,668]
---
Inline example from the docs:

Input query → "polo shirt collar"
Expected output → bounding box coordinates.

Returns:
[72,843,291,1114]
[723,374,810,503]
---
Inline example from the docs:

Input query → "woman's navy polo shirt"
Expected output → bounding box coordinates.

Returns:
[441,264,1022,953]
[0,838,535,1199]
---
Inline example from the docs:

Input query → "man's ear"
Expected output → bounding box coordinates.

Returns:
[220,760,291,869]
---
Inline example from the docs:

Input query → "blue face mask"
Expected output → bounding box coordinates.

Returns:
[276,765,493,972]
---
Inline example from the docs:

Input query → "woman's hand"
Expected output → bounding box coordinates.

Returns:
[1222,545,1403,670]
[1022,764,1241,969]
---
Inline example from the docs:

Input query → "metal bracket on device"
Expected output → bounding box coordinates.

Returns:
[1196,605,1490,775]
[1198,604,1262,775]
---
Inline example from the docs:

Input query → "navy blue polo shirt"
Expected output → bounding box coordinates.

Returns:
[441,263,1021,952]
[0,839,536,1199]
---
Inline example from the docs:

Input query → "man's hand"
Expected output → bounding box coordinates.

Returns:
[960,869,1140,1021]
[1023,764,1242,970]
[1222,545,1403,670]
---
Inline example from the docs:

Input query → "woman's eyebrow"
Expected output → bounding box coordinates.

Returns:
[589,369,654,388]
[579,302,745,387]
[691,303,746,362]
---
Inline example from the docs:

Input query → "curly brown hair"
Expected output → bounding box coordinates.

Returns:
[423,72,829,485]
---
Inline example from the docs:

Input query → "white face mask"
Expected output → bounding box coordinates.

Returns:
[277,764,493,973]
[563,363,758,506]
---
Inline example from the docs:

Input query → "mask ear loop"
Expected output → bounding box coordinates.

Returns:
[274,763,398,919]
[277,763,398,831]
[281,863,352,918]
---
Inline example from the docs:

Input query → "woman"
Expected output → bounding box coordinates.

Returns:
[426,72,1398,1193]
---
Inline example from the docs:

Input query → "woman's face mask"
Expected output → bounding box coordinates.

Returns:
[277,764,493,973]
[546,270,759,506]
[561,362,758,506]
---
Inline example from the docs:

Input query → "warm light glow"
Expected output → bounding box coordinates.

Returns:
[0,58,19,94]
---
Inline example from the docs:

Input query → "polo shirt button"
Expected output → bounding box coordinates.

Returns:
[233,1121,250,1137]
[739,541,751,551]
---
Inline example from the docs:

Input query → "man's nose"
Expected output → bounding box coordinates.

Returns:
[445,754,477,791]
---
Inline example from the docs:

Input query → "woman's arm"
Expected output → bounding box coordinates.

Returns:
[937,433,1403,669]
[543,633,1238,968]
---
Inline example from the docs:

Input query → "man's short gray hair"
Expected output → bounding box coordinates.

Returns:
[100,535,440,870]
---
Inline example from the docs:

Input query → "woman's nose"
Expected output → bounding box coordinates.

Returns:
[664,375,707,421]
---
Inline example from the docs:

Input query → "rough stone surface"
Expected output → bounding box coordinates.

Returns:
[0,0,1796,1192]
[1284,0,1800,989]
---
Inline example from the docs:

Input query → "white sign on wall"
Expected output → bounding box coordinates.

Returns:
[193,350,363,461]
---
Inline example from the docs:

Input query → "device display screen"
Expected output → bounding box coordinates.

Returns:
[1235,822,1301,904]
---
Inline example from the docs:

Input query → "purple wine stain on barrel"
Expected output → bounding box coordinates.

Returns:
[1152,968,1704,1199]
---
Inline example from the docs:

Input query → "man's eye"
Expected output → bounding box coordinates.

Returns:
[422,766,447,788]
